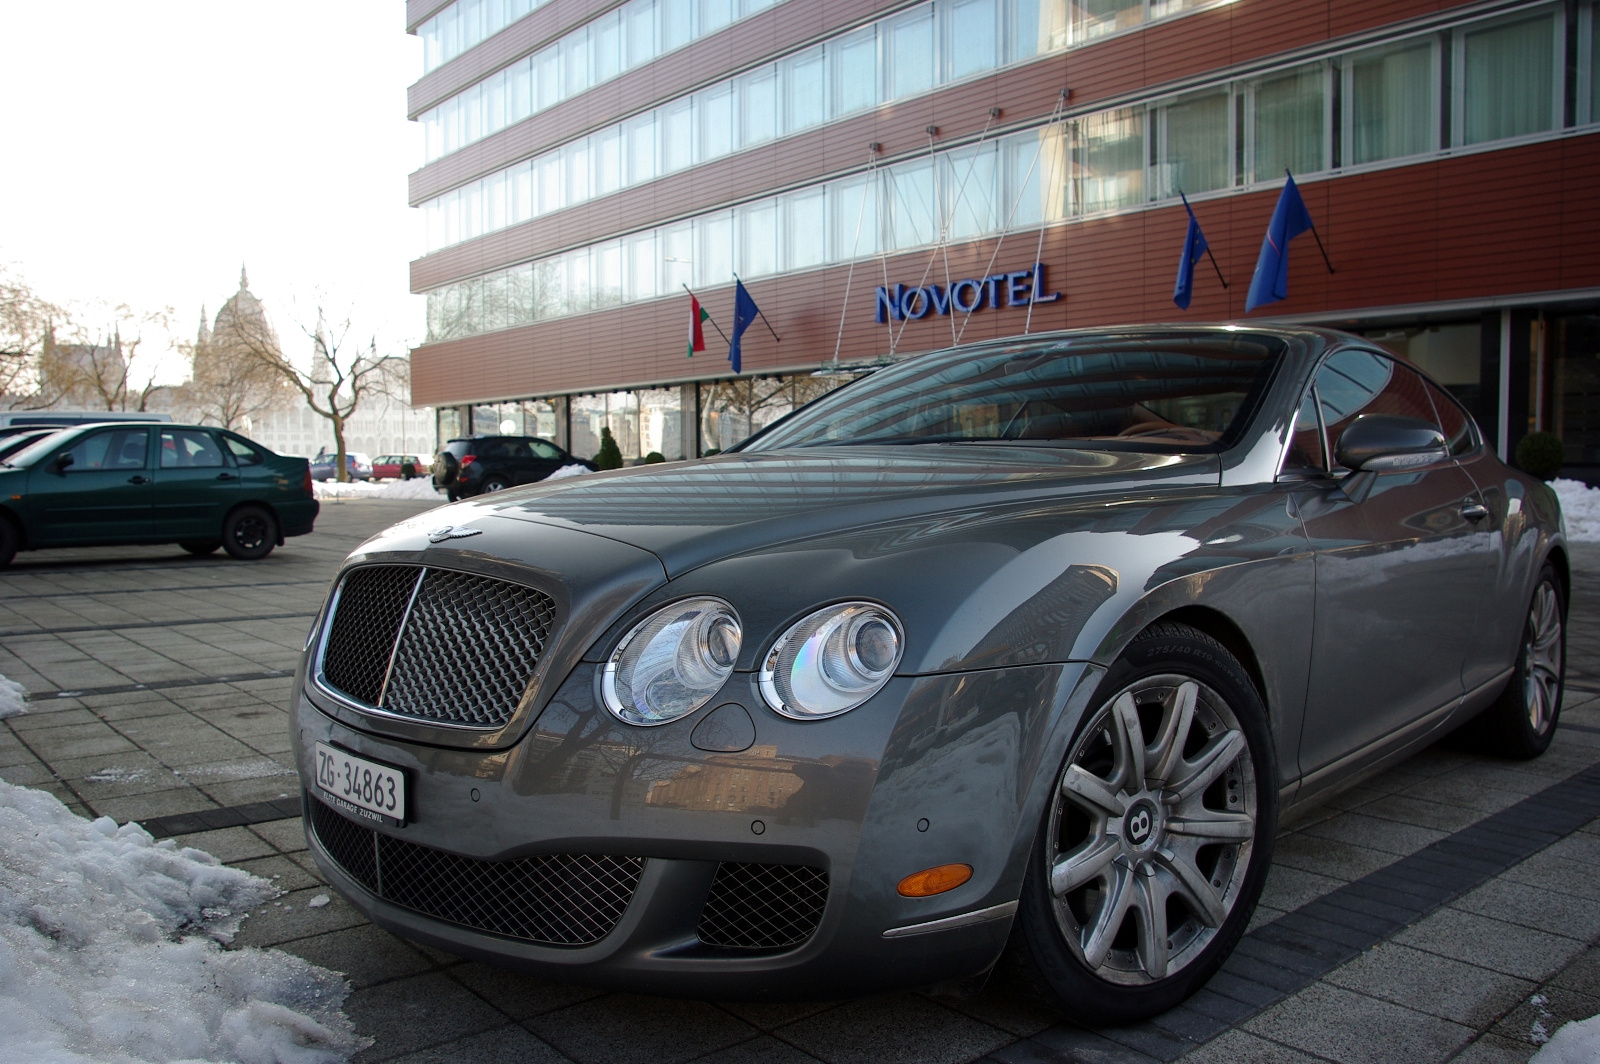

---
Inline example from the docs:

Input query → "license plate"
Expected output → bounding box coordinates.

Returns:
[314,742,406,826]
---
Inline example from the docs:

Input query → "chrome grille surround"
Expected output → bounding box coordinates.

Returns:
[307,796,644,946]
[697,862,829,950]
[314,564,557,730]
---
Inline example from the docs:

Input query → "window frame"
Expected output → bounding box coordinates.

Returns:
[1449,4,1565,149]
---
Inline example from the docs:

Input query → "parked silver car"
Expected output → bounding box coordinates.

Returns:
[292,326,1564,1023]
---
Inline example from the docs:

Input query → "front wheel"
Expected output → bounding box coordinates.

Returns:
[222,506,277,561]
[1007,622,1277,1025]
[1459,563,1565,760]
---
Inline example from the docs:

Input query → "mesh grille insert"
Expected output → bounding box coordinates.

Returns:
[306,797,643,946]
[384,570,555,727]
[320,566,418,705]
[697,862,829,950]
[317,565,556,729]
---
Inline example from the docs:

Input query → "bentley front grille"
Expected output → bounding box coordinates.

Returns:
[697,862,829,950]
[317,564,556,729]
[307,796,644,946]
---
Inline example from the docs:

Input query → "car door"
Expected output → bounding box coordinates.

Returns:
[25,426,154,544]
[527,438,565,481]
[1292,350,1493,785]
[150,428,238,540]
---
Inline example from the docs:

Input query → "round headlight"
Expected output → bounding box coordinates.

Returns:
[760,603,904,720]
[603,598,742,726]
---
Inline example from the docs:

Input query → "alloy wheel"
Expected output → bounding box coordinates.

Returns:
[1523,581,1563,734]
[1048,673,1257,985]
[232,515,269,551]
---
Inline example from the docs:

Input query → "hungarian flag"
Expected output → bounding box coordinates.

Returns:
[687,294,708,358]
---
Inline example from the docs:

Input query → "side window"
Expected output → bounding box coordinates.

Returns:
[220,433,266,465]
[62,429,148,471]
[159,430,225,469]
[529,440,562,460]
[1315,351,1438,468]
[499,440,532,458]
[479,440,508,458]
[1281,388,1327,472]
[1422,379,1477,456]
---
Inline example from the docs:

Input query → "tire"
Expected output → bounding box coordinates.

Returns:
[221,506,277,561]
[446,489,461,503]
[179,540,221,556]
[0,519,16,568]
[1457,562,1565,760]
[1005,622,1277,1025]
[480,475,510,493]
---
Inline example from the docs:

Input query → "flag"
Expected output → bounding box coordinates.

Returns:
[687,293,708,358]
[1173,200,1209,310]
[728,279,759,375]
[1245,173,1316,313]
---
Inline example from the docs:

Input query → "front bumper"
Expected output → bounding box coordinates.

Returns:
[291,658,1095,998]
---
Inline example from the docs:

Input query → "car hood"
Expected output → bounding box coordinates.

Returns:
[438,445,1220,577]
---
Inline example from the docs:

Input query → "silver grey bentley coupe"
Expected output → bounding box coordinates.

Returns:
[292,325,1565,1023]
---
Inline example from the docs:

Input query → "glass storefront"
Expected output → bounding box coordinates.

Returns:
[698,374,842,453]
[1536,312,1600,474]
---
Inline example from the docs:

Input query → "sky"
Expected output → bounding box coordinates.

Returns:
[0,1,424,384]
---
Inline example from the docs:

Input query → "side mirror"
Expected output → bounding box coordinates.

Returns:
[53,453,74,474]
[1334,415,1447,472]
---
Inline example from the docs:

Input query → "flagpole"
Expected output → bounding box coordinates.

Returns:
[733,274,782,342]
[682,283,730,343]
[1285,170,1336,274]
[1180,191,1229,289]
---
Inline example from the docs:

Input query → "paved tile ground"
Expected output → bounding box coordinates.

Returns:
[3,499,1599,1063]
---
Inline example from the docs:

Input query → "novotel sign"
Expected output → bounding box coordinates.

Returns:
[875,261,1060,322]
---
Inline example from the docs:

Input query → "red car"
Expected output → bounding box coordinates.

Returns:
[371,454,425,480]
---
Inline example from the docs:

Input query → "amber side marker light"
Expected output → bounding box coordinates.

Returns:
[897,863,973,898]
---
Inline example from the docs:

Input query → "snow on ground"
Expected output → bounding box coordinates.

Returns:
[1553,479,1600,543]
[545,463,592,481]
[0,776,367,1063]
[0,674,25,719]
[1531,1013,1600,1062]
[313,477,443,501]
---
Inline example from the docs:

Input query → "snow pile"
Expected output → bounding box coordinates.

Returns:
[1552,479,1600,543]
[1531,1013,1600,1062]
[314,477,443,501]
[0,778,367,1063]
[0,674,25,719]
[544,463,592,482]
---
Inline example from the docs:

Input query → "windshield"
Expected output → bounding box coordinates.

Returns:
[744,333,1285,453]
[8,429,83,468]
[0,430,63,463]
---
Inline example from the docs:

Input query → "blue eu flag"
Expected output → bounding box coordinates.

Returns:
[1173,199,1209,310]
[1245,172,1315,312]
[729,279,759,374]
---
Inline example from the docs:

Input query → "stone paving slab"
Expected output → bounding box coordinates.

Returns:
[4,500,1600,1063]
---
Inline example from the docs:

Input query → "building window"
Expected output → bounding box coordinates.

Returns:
[1154,89,1230,200]
[1076,107,1144,213]
[1250,63,1327,183]
[1345,39,1437,165]
[1457,11,1559,146]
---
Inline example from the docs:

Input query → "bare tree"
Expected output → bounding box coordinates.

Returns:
[231,308,403,482]
[37,306,172,412]
[178,335,291,430]
[0,270,66,408]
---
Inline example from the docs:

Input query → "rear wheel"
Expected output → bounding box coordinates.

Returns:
[1459,563,1564,760]
[222,506,276,561]
[1007,623,1276,1025]
[180,540,221,556]
[480,474,510,493]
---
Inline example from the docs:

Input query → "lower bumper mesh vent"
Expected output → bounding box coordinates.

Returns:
[697,862,829,950]
[307,796,643,946]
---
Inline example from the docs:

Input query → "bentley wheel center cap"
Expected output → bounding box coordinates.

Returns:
[1123,798,1161,850]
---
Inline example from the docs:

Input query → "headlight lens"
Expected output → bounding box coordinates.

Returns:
[760,603,904,720]
[603,598,742,726]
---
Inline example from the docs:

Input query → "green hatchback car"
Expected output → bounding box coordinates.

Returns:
[0,421,319,567]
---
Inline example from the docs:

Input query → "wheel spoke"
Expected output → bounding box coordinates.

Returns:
[1132,871,1170,980]
[1148,681,1198,785]
[1167,809,1255,841]
[1111,692,1146,791]
[1060,764,1124,818]
[1155,846,1228,926]
[1081,860,1134,969]
[1166,730,1245,804]
[1051,836,1119,895]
